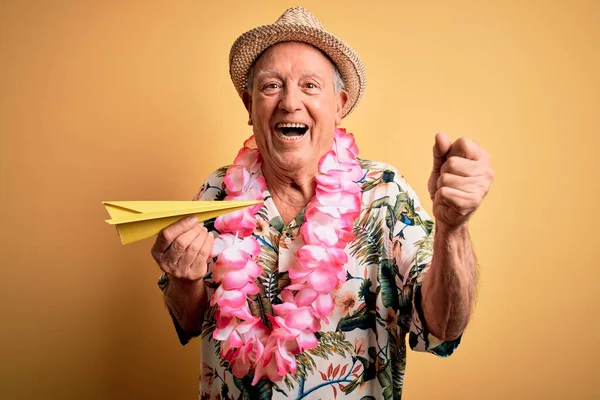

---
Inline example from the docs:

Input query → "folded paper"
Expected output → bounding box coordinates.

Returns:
[103,200,262,245]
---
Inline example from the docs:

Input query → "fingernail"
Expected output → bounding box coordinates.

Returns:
[187,216,199,225]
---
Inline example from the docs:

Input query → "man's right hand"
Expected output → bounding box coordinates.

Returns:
[151,216,215,282]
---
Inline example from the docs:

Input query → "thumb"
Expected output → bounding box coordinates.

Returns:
[428,132,452,201]
[432,132,452,173]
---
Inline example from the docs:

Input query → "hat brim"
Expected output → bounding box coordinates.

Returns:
[229,23,366,118]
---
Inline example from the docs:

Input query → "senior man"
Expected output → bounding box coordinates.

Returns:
[153,7,493,400]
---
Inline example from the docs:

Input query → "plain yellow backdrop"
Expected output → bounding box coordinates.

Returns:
[1,1,599,399]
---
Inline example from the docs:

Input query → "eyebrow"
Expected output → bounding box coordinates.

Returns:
[256,70,279,80]
[255,70,326,81]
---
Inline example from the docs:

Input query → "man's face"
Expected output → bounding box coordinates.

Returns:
[243,42,348,176]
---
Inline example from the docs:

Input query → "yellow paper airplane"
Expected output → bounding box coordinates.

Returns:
[103,200,262,245]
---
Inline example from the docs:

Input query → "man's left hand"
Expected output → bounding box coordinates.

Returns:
[427,133,494,230]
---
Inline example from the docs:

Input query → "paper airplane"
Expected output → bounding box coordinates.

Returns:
[103,200,262,245]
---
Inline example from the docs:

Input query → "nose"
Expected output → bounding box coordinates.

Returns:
[278,85,303,113]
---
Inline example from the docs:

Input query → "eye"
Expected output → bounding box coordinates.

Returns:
[262,82,281,91]
[302,81,321,92]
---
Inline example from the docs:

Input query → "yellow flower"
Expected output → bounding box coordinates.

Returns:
[335,291,358,316]
[253,219,270,237]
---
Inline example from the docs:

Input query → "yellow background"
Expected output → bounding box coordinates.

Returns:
[1,1,599,399]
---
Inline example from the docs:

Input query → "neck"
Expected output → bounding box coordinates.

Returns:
[261,161,316,224]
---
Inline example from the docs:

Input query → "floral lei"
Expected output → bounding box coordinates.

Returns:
[209,128,362,384]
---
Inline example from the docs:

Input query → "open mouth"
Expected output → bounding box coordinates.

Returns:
[275,122,308,140]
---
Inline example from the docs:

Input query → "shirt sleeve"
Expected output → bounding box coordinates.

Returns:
[157,167,227,346]
[391,172,462,357]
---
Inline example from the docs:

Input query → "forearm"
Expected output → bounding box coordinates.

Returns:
[164,277,208,334]
[421,223,477,341]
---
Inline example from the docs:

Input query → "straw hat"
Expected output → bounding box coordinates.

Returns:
[229,6,366,118]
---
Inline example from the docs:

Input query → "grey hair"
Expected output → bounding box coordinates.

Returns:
[246,62,345,94]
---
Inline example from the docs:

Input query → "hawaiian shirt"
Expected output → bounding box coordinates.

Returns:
[158,158,461,400]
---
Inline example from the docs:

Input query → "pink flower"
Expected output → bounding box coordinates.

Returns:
[243,135,258,149]
[333,128,359,158]
[273,291,321,331]
[211,281,259,309]
[233,147,262,174]
[312,292,335,320]
[315,172,362,194]
[300,207,356,248]
[214,209,257,236]
[224,164,266,197]
[318,151,363,182]
[220,260,262,290]
[314,187,361,217]
[290,246,347,284]
[252,337,298,385]
[213,313,268,378]
[223,165,250,194]
[211,234,261,258]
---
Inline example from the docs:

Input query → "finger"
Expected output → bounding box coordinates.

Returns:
[190,231,215,280]
[177,225,209,272]
[437,173,488,194]
[440,156,488,177]
[152,216,200,255]
[432,132,452,173]
[435,186,480,215]
[446,137,483,161]
[161,222,204,268]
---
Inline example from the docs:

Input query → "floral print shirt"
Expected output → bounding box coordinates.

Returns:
[158,159,461,400]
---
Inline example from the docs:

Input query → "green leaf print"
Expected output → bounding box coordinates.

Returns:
[388,327,406,397]
[361,179,381,192]
[393,192,410,217]
[288,332,354,388]
[257,237,279,304]
[214,165,230,178]
[248,281,274,330]
[370,197,390,210]
[201,304,217,340]
[384,205,396,237]
[350,222,384,266]
[308,331,354,359]
[358,158,377,170]
[337,283,378,333]
[256,204,269,222]
[255,379,274,400]
[234,375,274,400]
[220,382,230,399]
[378,360,394,400]
[422,219,434,235]
[415,232,434,266]
[215,189,227,201]
[270,216,285,233]
[379,259,399,311]
[357,347,394,400]
[277,271,291,296]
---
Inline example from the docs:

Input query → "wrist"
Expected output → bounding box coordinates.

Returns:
[435,221,468,237]
[164,273,205,294]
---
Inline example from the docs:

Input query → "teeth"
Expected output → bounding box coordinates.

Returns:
[276,123,307,129]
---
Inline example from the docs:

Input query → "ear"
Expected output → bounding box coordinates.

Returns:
[335,90,349,126]
[242,92,253,125]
